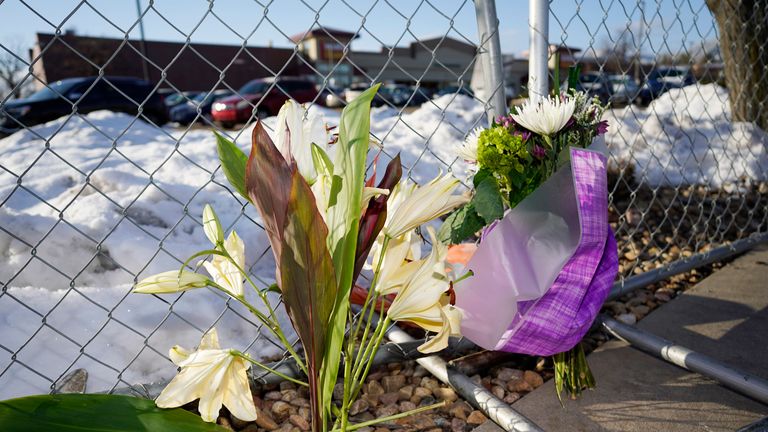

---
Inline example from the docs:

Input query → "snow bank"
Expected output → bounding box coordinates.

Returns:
[0,96,485,398]
[604,84,768,187]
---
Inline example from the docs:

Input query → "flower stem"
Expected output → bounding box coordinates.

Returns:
[330,401,447,432]
[219,248,308,376]
[234,352,308,387]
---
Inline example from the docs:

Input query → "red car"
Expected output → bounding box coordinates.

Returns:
[211,77,319,127]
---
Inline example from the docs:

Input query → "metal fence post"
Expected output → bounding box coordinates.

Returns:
[474,0,507,120]
[528,0,549,99]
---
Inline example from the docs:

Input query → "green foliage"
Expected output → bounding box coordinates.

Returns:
[215,132,249,200]
[567,65,582,91]
[320,84,380,425]
[472,171,504,223]
[0,394,227,432]
[438,202,487,244]
[476,127,528,175]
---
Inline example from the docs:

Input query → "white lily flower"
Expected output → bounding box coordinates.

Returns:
[386,228,462,353]
[511,95,576,137]
[275,100,330,184]
[202,231,245,297]
[361,186,390,210]
[373,230,423,295]
[202,204,224,246]
[156,328,257,423]
[383,174,469,239]
[458,127,483,163]
[134,270,209,294]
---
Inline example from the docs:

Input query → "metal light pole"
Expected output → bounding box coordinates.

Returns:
[135,0,150,81]
[528,0,549,100]
[475,0,507,120]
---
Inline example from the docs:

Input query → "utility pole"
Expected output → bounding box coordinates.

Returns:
[135,0,150,81]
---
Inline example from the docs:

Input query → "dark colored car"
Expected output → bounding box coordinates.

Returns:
[435,86,475,98]
[211,78,320,128]
[566,72,612,104]
[163,90,203,109]
[0,76,168,136]
[638,68,695,105]
[169,90,233,125]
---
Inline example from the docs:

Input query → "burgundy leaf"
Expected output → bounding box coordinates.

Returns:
[245,121,294,272]
[353,154,402,280]
[279,169,338,432]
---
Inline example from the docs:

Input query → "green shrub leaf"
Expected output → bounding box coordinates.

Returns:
[0,394,227,432]
[215,131,249,200]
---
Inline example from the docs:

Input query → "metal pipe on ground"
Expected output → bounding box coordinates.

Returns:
[599,314,768,406]
[386,325,544,432]
[608,232,768,302]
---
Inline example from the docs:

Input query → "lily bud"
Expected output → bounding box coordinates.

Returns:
[133,270,209,294]
[202,204,225,246]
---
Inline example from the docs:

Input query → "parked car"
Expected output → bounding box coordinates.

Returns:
[321,86,345,108]
[435,86,475,98]
[1,76,168,136]
[169,90,233,125]
[344,83,387,106]
[638,67,695,105]
[379,85,432,107]
[163,90,203,109]
[211,78,319,128]
[607,75,640,106]
[566,72,612,104]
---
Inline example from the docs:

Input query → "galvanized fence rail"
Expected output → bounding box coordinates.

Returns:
[0,0,766,429]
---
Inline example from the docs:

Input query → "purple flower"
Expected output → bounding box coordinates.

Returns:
[496,114,514,128]
[514,130,531,142]
[596,120,609,136]
[531,144,547,159]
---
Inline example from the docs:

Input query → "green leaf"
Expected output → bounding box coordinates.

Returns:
[472,168,493,189]
[215,131,249,200]
[568,65,582,91]
[311,142,334,179]
[280,169,338,432]
[320,84,380,422]
[438,203,486,244]
[472,175,503,223]
[0,394,227,432]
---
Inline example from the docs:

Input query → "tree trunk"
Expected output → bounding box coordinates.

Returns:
[706,0,768,130]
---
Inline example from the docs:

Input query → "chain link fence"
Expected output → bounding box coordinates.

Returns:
[545,0,767,284]
[0,0,765,401]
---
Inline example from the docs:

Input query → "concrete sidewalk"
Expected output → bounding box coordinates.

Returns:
[509,244,768,431]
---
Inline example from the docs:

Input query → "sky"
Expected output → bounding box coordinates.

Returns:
[0,0,717,60]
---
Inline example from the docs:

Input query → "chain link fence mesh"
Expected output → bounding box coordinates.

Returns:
[0,0,765,400]
[546,0,767,282]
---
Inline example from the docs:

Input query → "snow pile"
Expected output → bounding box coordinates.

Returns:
[604,84,768,187]
[0,96,484,398]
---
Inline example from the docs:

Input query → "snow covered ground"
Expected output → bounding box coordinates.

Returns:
[0,86,765,398]
[604,84,768,188]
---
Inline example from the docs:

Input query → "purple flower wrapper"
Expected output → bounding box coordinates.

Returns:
[455,147,618,355]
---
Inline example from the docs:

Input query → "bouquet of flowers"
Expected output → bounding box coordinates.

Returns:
[129,85,470,431]
[441,85,617,401]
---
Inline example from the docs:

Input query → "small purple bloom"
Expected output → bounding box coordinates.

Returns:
[514,130,531,142]
[532,144,547,159]
[596,120,609,136]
